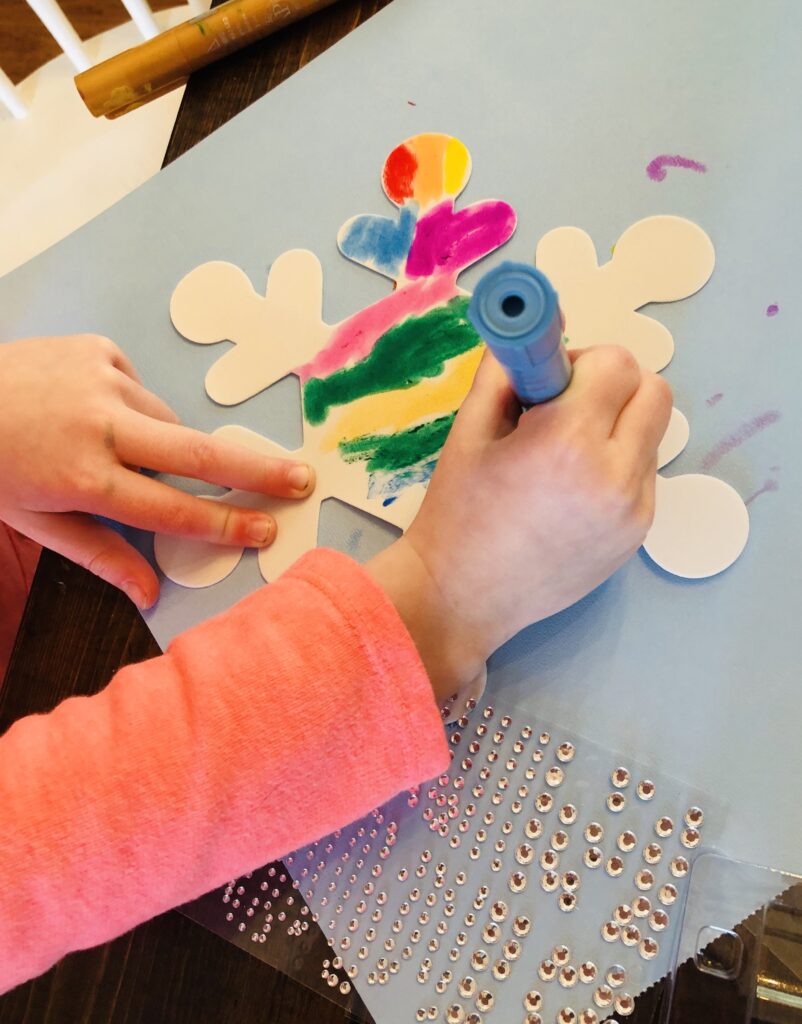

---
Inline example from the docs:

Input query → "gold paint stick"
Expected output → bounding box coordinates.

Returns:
[75,0,340,119]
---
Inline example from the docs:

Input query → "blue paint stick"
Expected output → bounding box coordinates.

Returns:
[467,262,571,406]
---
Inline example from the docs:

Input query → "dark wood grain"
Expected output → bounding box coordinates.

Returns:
[0,1,761,1021]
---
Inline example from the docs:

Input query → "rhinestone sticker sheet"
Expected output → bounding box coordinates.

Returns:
[192,695,720,1024]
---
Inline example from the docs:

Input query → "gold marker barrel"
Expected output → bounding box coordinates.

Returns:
[76,0,339,119]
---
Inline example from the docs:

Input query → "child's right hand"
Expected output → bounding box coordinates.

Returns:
[367,346,672,703]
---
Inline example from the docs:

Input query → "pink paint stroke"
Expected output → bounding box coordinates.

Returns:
[745,479,780,506]
[706,392,724,407]
[297,275,459,381]
[766,303,780,317]
[405,199,517,278]
[646,154,707,182]
[700,410,781,471]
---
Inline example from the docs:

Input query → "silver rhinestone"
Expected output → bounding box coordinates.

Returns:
[613,904,632,925]
[655,815,673,838]
[540,849,560,870]
[579,961,597,984]
[475,989,494,1011]
[539,731,551,744]
[615,992,635,1016]
[470,949,488,971]
[617,830,637,853]
[536,793,554,813]
[632,896,651,918]
[513,914,531,937]
[523,989,542,1012]
[546,767,565,787]
[594,984,614,1008]
[606,792,626,813]
[658,883,678,906]
[526,818,544,840]
[643,842,662,865]
[681,827,701,849]
[490,900,508,922]
[541,870,559,892]
[491,857,502,872]
[584,821,604,843]
[561,871,581,893]
[492,958,511,980]
[621,924,641,946]
[637,779,656,800]
[509,871,527,893]
[635,869,655,891]
[559,803,578,825]
[539,958,557,982]
[685,806,704,827]
[516,842,535,865]
[557,742,575,763]
[671,856,690,878]
[482,923,500,944]
[584,847,603,869]
[606,964,626,988]
[559,965,578,988]
[416,1010,426,1022]
[553,944,571,966]
[556,1009,577,1024]
[445,1005,464,1024]
[601,921,620,943]
[552,830,570,852]
[503,939,521,961]
[559,892,577,912]
[606,856,624,877]
[579,1011,598,1024]
[611,767,630,788]
[458,976,477,998]
[640,937,659,960]
[501,820,513,835]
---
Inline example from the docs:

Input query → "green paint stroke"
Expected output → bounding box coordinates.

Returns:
[303,296,479,425]
[339,414,456,473]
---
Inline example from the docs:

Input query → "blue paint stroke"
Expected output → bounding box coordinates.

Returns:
[339,206,417,277]
[368,458,437,499]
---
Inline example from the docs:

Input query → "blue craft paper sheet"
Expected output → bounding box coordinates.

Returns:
[1,0,800,892]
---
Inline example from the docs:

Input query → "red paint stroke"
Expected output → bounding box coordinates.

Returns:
[700,410,781,471]
[405,199,517,279]
[383,143,418,205]
[646,154,707,182]
[706,392,724,407]
[766,303,780,317]
[745,479,779,506]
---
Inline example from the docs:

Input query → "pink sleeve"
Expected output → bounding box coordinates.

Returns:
[0,548,449,994]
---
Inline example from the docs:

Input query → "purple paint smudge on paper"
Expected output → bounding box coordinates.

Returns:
[767,304,780,317]
[701,410,781,471]
[745,479,780,506]
[646,154,707,182]
[706,392,724,408]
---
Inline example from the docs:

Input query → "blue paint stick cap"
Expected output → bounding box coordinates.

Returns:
[468,262,572,406]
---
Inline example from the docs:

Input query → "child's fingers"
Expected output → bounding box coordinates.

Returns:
[115,412,316,498]
[118,376,181,425]
[452,348,521,443]
[550,345,643,437]
[612,372,673,469]
[6,508,159,609]
[86,469,278,549]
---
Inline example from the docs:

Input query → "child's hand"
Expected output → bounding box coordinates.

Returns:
[368,346,672,703]
[0,335,315,609]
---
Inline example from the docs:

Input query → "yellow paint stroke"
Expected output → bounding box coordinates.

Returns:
[412,133,449,210]
[322,345,484,451]
[444,137,470,197]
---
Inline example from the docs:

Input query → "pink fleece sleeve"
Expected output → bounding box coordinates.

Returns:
[0,548,449,994]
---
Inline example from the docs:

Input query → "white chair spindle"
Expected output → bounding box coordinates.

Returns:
[120,0,160,41]
[25,0,90,72]
[0,67,28,120]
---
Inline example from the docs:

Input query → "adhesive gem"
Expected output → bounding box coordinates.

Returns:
[611,767,631,788]
[540,732,551,744]
[643,842,662,865]
[559,892,577,912]
[613,904,633,926]
[471,949,489,971]
[584,822,604,843]
[539,958,557,982]
[606,793,626,813]
[615,993,635,1017]
[524,989,543,1012]
[557,742,576,763]
[658,883,678,906]
[584,847,603,869]
[516,842,535,865]
[475,989,495,1011]
[559,965,579,988]
[606,965,626,988]
[557,1010,576,1024]
[481,923,500,944]
[541,849,560,870]
[526,818,544,839]
[670,856,689,878]
[649,908,669,931]
[621,924,641,947]
[594,985,614,1008]
[459,977,477,998]
[681,827,701,849]
[445,1005,465,1024]
[490,900,508,923]
[606,856,624,878]
[559,804,578,825]
[579,1011,598,1024]
[541,870,560,892]
[655,816,673,838]
[601,922,620,943]
[632,896,651,918]
[552,830,570,851]
[513,915,532,937]
[579,961,598,984]
[562,871,581,893]
[640,937,659,960]
[492,958,511,980]
[635,869,655,891]
[509,871,527,893]
[553,944,571,966]
[685,806,704,827]
[546,767,565,787]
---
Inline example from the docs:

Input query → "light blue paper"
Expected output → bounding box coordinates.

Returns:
[2,0,800,993]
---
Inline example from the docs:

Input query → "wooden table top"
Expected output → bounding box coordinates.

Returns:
[0,3,754,1020]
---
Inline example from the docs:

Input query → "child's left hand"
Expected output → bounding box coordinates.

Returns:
[0,335,316,608]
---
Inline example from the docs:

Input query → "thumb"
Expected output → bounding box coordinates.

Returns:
[451,347,521,443]
[5,509,159,609]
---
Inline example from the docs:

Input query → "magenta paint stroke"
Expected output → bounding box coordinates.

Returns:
[405,198,516,278]
[745,478,780,506]
[706,392,724,407]
[700,410,781,471]
[766,303,780,316]
[297,275,459,381]
[646,154,707,182]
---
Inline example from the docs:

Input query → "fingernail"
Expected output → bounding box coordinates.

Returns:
[287,463,312,492]
[247,516,274,545]
[123,581,148,609]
